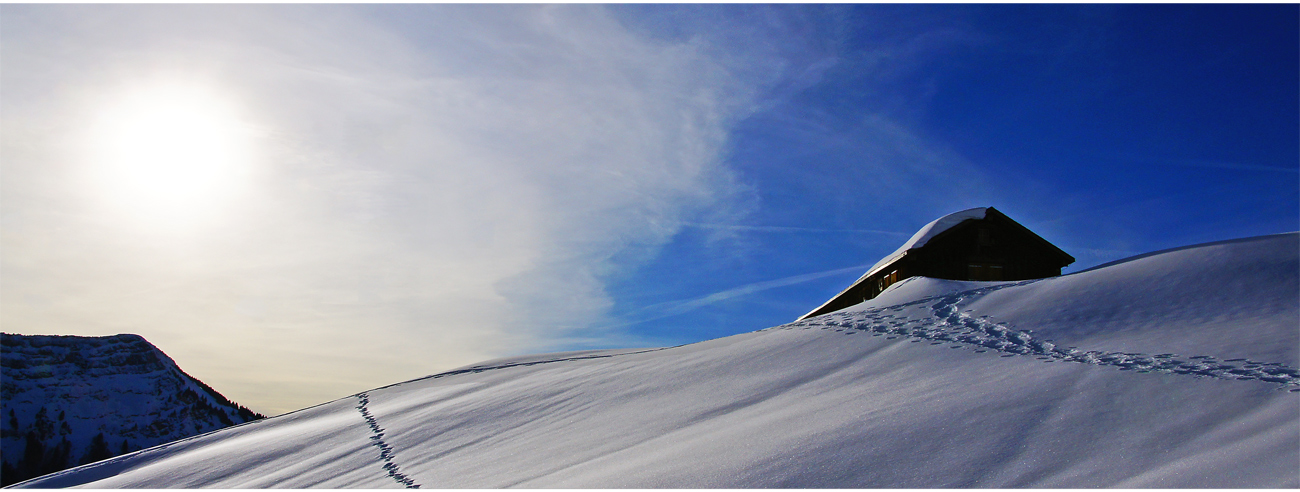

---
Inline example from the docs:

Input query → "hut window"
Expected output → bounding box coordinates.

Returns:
[967,263,1004,281]
[879,270,900,292]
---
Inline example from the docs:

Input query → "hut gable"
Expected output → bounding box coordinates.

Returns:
[797,207,1074,321]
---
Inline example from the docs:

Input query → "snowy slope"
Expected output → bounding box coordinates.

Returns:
[12,233,1298,488]
[1,334,262,485]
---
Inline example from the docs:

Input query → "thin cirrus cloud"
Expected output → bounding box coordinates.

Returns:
[1151,157,1300,174]
[681,222,914,236]
[1,5,771,415]
[607,262,877,330]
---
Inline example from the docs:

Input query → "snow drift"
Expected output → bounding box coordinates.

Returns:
[11,233,1298,488]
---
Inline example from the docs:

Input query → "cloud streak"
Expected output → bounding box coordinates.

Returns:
[681,222,913,235]
[607,263,874,329]
[1152,157,1299,174]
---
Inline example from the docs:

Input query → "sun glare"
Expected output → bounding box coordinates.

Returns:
[87,81,255,231]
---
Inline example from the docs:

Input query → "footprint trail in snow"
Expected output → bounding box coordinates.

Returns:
[355,393,421,488]
[774,281,1300,390]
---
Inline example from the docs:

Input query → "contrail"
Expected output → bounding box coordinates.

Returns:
[605,263,873,329]
[1154,157,1298,173]
[681,222,911,235]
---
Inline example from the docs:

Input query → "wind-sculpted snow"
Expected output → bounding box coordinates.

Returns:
[10,233,1298,488]
[781,280,1300,390]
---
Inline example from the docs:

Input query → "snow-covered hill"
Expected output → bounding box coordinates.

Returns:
[11,233,1299,488]
[0,333,263,485]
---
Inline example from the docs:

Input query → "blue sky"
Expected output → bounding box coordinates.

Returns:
[2,4,1296,415]
[598,4,1300,347]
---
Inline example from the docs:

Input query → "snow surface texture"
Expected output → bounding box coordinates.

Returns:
[0,334,262,485]
[12,233,1299,488]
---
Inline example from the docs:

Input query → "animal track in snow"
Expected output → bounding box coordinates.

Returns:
[773,281,1300,390]
[355,393,421,488]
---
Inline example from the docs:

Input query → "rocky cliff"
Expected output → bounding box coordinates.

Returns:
[1,333,263,485]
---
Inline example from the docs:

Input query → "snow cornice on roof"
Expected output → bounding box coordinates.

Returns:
[862,207,989,281]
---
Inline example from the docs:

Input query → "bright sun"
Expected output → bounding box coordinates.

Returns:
[87,81,255,230]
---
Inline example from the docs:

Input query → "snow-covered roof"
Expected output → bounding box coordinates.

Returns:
[795,207,989,322]
[858,207,987,283]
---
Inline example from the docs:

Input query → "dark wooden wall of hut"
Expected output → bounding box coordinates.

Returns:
[907,217,1068,282]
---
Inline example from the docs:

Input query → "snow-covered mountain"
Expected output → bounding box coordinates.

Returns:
[11,233,1299,488]
[1,333,263,485]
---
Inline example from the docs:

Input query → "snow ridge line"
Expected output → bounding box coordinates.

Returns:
[355,393,421,489]
[779,282,1300,390]
[384,347,679,388]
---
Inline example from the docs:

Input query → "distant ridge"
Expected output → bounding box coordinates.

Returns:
[1,332,263,485]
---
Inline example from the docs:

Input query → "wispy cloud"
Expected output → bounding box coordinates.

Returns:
[681,222,911,235]
[1151,157,1299,174]
[0,4,767,414]
[606,263,872,329]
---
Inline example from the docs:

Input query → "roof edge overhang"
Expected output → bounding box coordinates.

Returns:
[794,250,911,321]
[982,207,1076,266]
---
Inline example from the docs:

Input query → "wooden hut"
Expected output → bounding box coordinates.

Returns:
[797,207,1074,321]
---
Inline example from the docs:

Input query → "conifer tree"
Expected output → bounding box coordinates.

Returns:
[81,433,113,465]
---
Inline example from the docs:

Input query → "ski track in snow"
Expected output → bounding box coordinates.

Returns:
[774,281,1300,390]
[355,393,421,489]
